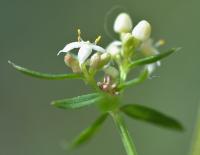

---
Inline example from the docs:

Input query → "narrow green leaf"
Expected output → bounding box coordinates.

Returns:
[52,93,102,109]
[8,60,83,80]
[121,104,184,131]
[129,48,181,69]
[118,69,148,90]
[70,113,108,149]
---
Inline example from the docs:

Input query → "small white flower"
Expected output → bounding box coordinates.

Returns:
[140,39,159,56]
[106,41,122,57]
[58,41,106,64]
[114,13,133,33]
[132,20,151,41]
[146,63,157,75]
[140,39,160,74]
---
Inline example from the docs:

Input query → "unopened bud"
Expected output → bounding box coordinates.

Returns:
[121,33,136,56]
[132,20,151,41]
[122,33,135,45]
[100,53,111,65]
[114,13,133,33]
[64,54,81,73]
[104,66,119,80]
[89,53,101,69]
[106,41,122,57]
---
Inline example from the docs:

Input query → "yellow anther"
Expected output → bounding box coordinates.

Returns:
[77,29,81,41]
[95,36,101,44]
[155,39,165,47]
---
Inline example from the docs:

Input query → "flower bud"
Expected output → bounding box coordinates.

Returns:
[100,53,111,65]
[106,41,122,57]
[64,54,81,73]
[89,53,101,69]
[104,66,119,80]
[114,13,133,33]
[132,20,151,41]
[121,33,136,56]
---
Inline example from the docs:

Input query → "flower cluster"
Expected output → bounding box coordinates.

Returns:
[9,12,182,155]
[58,12,165,95]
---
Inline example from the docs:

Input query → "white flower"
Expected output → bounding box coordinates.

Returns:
[140,39,159,56]
[140,39,160,74]
[58,41,106,64]
[114,13,133,33]
[106,41,122,57]
[146,63,157,75]
[132,20,151,41]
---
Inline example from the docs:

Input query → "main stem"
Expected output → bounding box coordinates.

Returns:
[111,111,138,155]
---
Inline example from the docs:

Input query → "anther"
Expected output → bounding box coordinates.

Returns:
[77,29,82,42]
[95,36,101,44]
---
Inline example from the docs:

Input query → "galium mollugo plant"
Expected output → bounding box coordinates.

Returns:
[8,12,183,155]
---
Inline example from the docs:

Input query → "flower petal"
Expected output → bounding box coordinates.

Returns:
[132,20,151,41]
[146,63,156,75]
[109,40,122,46]
[78,44,93,64]
[106,41,122,57]
[57,42,82,55]
[91,44,106,53]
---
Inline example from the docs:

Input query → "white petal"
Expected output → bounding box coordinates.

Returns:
[106,41,121,56]
[57,42,82,55]
[146,63,156,75]
[114,13,133,33]
[132,20,151,41]
[91,44,106,53]
[78,44,92,64]
[156,61,161,66]
[146,62,161,75]
[109,40,122,46]
[141,39,159,56]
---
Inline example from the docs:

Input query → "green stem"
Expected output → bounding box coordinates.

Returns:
[111,111,138,155]
[190,104,200,155]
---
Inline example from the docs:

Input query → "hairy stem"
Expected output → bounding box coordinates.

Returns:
[111,111,138,155]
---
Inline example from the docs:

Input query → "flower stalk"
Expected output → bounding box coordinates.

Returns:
[111,111,138,155]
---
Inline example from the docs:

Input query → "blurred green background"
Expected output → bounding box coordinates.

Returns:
[1,0,200,155]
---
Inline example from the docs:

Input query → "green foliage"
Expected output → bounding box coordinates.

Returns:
[69,113,108,149]
[111,112,138,155]
[121,104,183,131]
[128,48,180,69]
[118,69,148,90]
[8,61,83,80]
[51,93,102,109]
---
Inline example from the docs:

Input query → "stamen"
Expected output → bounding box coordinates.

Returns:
[155,39,165,47]
[95,36,101,44]
[77,29,82,42]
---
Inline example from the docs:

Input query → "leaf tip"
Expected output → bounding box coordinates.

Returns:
[175,47,182,51]
[8,60,14,66]
[175,123,185,132]
[51,101,56,106]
